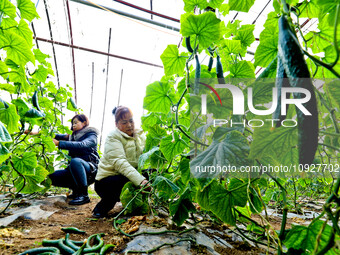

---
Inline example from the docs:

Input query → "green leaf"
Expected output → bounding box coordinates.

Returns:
[0,104,20,133]
[33,49,50,64]
[208,180,236,225]
[183,0,208,12]
[12,151,37,175]
[8,66,30,92]
[44,81,58,94]
[254,29,278,67]
[229,0,255,12]
[209,0,224,9]
[250,126,299,166]
[24,108,46,118]
[233,24,255,49]
[0,0,16,18]
[32,65,48,83]
[225,20,241,38]
[228,61,255,78]
[324,79,340,109]
[0,144,11,164]
[284,220,333,253]
[160,45,187,76]
[0,121,12,143]
[0,83,16,93]
[0,30,35,65]
[221,40,242,55]
[143,81,175,114]
[0,61,8,74]
[191,131,250,179]
[169,188,196,226]
[249,80,276,105]
[180,12,221,48]
[17,0,40,22]
[120,182,149,214]
[13,19,33,48]
[39,97,54,110]
[179,157,190,184]
[138,146,159,169]
[41,136,56,153]
[299,0,320,18]
[153,175,180,199]
[317,0,340,26]
[249,187,263,213]
[227,178,248,207]
[160,132,188,161]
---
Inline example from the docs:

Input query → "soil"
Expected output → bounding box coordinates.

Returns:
[0,194,323,255]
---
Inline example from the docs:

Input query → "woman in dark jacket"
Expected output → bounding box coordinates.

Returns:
[27,114,100,205]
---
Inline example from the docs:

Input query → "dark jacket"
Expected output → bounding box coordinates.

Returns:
[55,127,100,166]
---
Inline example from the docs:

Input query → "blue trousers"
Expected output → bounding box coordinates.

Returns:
[49,158,92,190]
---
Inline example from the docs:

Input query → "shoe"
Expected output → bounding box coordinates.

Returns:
[69,195,90,205]
[92,211,107,218]
[67,192,78,199]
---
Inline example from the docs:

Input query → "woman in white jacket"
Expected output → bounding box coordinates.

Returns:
[92,106,149,218]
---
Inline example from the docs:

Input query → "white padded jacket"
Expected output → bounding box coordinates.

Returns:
[95,128,146,186]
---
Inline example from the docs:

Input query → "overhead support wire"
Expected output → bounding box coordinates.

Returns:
[117,69,123,106]
[34,36,163,68]
[65,0,78,104]
[112,0,180,22]
[252,0,271,24]
[100,28,112,148]
[89,62,94,119]
[70,0,180,32]
[43,0,61,88]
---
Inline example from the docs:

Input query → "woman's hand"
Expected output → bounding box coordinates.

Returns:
[24,130,39,135]
[140,179,151,192]
[53,139,59,146]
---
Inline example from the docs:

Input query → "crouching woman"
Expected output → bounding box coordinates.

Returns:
[92,106,149,218]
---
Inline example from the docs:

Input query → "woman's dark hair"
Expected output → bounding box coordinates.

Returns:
[112,106,133,123]
[71,114,89,131]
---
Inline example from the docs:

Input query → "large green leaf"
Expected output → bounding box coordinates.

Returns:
[12,151,37,175]
[169,187,196,226]
[324,80,340,109]
[153,175,180,199]
[0,104,20,133]
[17,0,40,22]
[233,24,255,49]
[8,66,30,92]
[13,19,33,48]
[0,83,16,94]
[208,180,236,225]
[138,146,159,169]
[284,220,333,254]
[299,0,320,18]
[254,31,278,67]
[229,0,255,12]
[317,0,340,26]
[250,125,299,167]
[179,157,190,184]
[0,121,12,143]
[183,0,208,12]
[32,65,48,83]
[143,81,175,114]
[120,182,149,214]
[0,144,11,164]
[191,131,250,179]
[209,0,224,9]
[228,61,255,78]
[38,97,54,110]
[0,0,16,18]
[160,45,187,76]
[180,12,221,48]
[33,49,50,64]
[0,30,35,65]
[221,39,242,55]
[160,132,188,161]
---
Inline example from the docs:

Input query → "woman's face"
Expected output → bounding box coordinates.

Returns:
[72,118,86,132]
[116,112,134,136]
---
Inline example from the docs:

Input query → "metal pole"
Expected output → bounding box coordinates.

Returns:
[70,0,180,32]
[89,62,94,119]
[100,28,112,147]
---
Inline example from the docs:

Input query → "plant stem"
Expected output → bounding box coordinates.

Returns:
[330,4,340,68]
[320,131,340,137]
[303,50,340,78]
[318,143,339,151]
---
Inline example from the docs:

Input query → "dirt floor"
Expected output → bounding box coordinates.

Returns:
[0,192,323,255]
